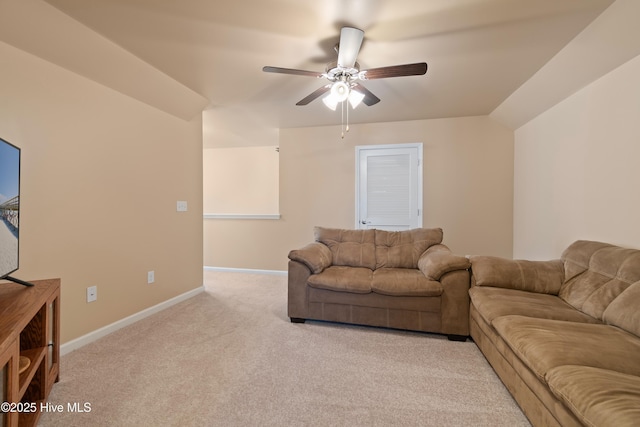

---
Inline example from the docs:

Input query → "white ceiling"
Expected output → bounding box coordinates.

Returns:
[39,0,614,147]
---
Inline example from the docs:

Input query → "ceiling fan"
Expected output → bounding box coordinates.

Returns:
[262,27,427,110]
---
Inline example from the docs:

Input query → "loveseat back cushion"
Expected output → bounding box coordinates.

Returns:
[603,281,640,337]
[374,228,443,269]
[470,256,564,295]
[314,227,376,270]
[560,240,640,320]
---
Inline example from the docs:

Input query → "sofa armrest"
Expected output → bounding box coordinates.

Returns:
[470,256,564,295]
[418,244,470,280]
[288,242,332,274]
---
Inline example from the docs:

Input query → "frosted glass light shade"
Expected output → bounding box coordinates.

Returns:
[348,90,365,108]
[322,94,339,110]
[330,81,350,102]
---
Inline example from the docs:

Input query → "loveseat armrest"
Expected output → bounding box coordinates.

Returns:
[418,244,470,280]
[288,242,332,274]
[470,256,564,295]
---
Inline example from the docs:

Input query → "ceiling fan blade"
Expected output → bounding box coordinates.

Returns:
[352,83,380,106]
[296,85,332,106]
[361,62,427,80]
[337,27,364,69]
[262,66,324,78]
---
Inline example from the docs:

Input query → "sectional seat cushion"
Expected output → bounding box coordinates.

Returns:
[546,365,640,427]
[492,316,640,382]
[469,286,601,326]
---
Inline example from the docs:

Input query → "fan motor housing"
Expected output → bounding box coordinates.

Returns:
[325,60,359,81]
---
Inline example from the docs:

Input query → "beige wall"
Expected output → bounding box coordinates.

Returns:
[204,116,514,271]
[203,146,279,215]
[513,52,640,259]
[0,41,203,343]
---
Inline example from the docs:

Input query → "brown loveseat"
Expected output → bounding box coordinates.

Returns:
[469,240,640,427]
[287,227,471,340]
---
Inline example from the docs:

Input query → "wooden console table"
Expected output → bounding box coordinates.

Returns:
[0,279,60,427]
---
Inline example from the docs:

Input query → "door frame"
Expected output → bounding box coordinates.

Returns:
[355,142,423,230]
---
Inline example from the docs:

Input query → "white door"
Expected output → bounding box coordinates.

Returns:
[356,143,422,231]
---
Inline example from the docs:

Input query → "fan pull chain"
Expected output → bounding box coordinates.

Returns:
[340,99,351,139]
[341,99,345,139]
[346,100,350,133]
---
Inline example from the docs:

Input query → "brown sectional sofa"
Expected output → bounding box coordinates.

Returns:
[287,227,471,340]
[469,240,640,427]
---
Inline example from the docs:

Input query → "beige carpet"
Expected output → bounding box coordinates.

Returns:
[39,270,530,426]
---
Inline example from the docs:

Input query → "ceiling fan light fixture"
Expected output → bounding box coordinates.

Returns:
[330,81,350,102]
[348,90,365,109]
[322,94,339,111]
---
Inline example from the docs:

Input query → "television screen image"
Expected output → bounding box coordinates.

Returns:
[0,137,20,280]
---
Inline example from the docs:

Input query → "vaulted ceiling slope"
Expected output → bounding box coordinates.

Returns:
[3,0,630,146]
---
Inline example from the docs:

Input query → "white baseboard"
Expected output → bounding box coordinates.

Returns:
[60,286,204,356]
[204,266,287,276]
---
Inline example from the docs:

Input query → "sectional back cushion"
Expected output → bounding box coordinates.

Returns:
[560,240,640,320]
[603,281,640,337]
[374,228,443,269]
[314,227,376,270]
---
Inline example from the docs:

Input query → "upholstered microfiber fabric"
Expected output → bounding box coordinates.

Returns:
[470,256,564,295]
[492,315,640,382]
[560,241,640,319]
[307,266,373,294]
[561,240,615,283]
[288,242,332,274]
[371,268,443,297]
[604,281,640,337]
[546,365,640,427]
[374,228,443,269]
[468,286,601,326]
[314,227,376,270]
[418,244,470,280]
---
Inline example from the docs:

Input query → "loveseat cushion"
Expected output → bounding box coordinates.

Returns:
[493,316,640,382]
[546,365,640,427]
[560,240,640,320]
[307,266,372,294]
[469,287,600,326]
[314,227,376,270]
[371,268,443,297]
[470,256,564,295]
[604,281,640,337]
[374,228,442,269]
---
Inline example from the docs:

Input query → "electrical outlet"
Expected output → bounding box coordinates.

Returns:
[177,201,188,212]
[147,270,155,284]
[87,286,97,303]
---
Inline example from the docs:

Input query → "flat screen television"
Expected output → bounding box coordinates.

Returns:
[0,137,32,286]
